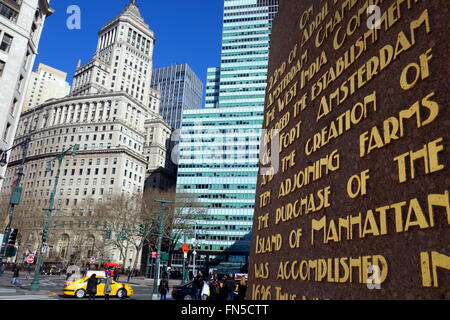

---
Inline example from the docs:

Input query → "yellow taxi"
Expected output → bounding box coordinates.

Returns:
[63,276,134,299]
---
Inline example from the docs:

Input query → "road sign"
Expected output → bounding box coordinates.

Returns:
[41,242,48,253]
[161,252,169,261]
[26,255,34,263]
[183,252,187,259]
[151,251,157,258]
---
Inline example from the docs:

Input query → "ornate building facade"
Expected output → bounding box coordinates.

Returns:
[0,1,172,269]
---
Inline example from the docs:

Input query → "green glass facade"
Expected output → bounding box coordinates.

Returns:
[175,0,279,272]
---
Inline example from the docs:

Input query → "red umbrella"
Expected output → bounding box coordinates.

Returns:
[104,262,120,267]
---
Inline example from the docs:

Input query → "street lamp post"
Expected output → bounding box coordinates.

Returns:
[192,223,197,277]
[151,199,171,300]
[181,233,187,283]
[29,144,79,292]
[0,136,31,263]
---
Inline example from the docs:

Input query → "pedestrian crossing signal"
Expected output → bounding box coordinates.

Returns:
[7,229,18,246]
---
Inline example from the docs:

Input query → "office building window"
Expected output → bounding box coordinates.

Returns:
[0,60,5,76]
[0,33,13,53]
[0,4,18,22]
[3,122,11,141]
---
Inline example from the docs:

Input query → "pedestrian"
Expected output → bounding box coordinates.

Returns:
[158,276,170,300]
[218,275,228,301]
[81,266,87,277]
[25,264,31,280]
[0,263,5,278]
[66,270,75,281]
[208,279,219,301]
[104,272,113,301]
[86,273,98,300]
[192,273,203,300]
[126,267,131,282]
[11,267,20,287]
[201,279,210,300]
[237,277,248,300]
[224,274,235,301]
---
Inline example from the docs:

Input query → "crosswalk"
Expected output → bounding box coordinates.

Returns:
[8,278,63,287]
[0,295,57,300]
[0,288,16,294]
[33,279,62,287]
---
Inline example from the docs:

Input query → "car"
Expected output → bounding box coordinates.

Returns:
[63,276,133,299]
[170,270,182,280]
[49,266,61,275]
[171,281,197,300]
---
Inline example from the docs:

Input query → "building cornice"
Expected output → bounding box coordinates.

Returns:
[15,118,146,141]
[7,146,147,169]
[21,91,150,117]
[39,0,54,16]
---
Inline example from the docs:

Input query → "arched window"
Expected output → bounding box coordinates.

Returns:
[84,235,96,259]
[57,234,70,259]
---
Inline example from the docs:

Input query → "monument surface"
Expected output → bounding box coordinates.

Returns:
[249,0,449,300]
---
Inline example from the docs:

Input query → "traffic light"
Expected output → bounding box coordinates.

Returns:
[104,229,112,240]
[72,144,80,156]
[184,259,189,267]
[41,229,48,242]
[9,186,22,205]
[45,161,53,173]
[139,224,145,236]
[117,231,126,241]
[6,229,18,246]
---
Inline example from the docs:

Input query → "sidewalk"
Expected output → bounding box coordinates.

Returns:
[126,277,184,287]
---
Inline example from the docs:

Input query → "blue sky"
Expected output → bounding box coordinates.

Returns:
[34,0,224,97]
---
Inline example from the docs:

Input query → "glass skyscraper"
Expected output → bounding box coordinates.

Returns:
[175,0,279,273]
[151,63,203,129]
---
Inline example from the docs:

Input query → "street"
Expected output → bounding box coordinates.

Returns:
[0,271,179,300]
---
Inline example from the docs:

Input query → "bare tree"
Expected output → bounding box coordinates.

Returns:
[0,191,43,260]
[93,193,148,269]
[167,191,207,263]
[92,189,206,271]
